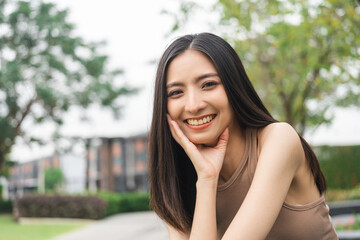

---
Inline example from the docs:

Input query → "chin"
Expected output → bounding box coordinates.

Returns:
[188,135,218,147]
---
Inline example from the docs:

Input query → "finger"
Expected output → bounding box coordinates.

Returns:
[167,114,181,143]
[219,128,229,142]
[167,114,198,156]
[215,128,229,150]
[167,114,186,143]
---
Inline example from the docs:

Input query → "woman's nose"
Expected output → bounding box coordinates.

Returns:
[184,91,206,113]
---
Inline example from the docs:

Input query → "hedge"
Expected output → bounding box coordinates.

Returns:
[316,145,360,189]
[326,186,360,202]
[0,200,12,213]
[98,192,151,216]
[15,195,106,219]
[9,192,150,219]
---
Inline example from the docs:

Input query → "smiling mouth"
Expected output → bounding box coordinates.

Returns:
[185,114,216,126]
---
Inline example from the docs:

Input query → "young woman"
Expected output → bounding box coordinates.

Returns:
[149,33,337,240]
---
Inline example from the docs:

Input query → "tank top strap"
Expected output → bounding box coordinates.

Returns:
[217,127,252,191]
[247,127,259,183]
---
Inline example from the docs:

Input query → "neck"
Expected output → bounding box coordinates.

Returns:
[219,124,246,183]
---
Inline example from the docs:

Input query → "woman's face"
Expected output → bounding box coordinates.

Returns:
[166,50,236,146]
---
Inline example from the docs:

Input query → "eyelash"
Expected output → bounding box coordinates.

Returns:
[167,81,218,97]
[202,81,218,88]
[168,90,183,97]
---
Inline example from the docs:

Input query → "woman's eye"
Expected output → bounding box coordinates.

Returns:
[168,90,183,97]
[202,81,218,88]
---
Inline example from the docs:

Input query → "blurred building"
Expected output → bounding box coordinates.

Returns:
[8,133,149,198]
[8,153,85,199]
[0,176,9,200]
[85,133,148,193]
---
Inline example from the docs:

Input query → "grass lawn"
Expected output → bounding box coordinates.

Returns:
[0,214,87,240]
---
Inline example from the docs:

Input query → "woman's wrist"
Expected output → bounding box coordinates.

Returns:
[196,177,218,188]
[192,177,218,240]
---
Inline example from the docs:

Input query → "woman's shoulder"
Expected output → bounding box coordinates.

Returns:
[259,122,298,139]
[257,122,302,152]
[255,122,304,178]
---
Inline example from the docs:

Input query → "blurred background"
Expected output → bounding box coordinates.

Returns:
[0,0,359,239]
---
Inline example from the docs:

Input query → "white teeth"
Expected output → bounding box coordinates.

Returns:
[186,115,215,126]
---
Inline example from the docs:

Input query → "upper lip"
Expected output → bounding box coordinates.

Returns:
[183,114,216,121]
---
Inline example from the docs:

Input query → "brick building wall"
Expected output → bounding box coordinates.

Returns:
[8,154,85,199]
[85,133,148,193]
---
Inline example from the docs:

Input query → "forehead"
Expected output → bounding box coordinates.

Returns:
[166,50,217,83]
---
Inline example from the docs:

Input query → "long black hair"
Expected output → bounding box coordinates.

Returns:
[148,32,326,233]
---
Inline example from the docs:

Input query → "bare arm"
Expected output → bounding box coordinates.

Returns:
[167,224,189,240]
[167,118,302,240]
[167,115,228,240]
[222,123,303,239]
[166,179,218,240]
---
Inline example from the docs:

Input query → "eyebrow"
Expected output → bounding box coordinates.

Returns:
[166,73,219,88]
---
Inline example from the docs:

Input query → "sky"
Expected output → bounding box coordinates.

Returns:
[9,0,360,162]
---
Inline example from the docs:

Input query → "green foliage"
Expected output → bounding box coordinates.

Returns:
[317,145,360,189]
[0,0,135,174]
[326,186,360,202]
[348,185,360,200]
[0,199,12,213]
[169,0,360,134]
[98,191,151,216]
[15,195,106,219]
[44,168,64,192]
[161,1,199,33]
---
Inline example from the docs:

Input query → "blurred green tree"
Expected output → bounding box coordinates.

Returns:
[168,0,360,134]
[44,167,64,192]
[0,1,135,174]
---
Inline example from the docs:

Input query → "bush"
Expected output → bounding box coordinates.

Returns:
[348,185,360,200]
[326,185,360,202]
[15,195,106,219]
[316,145,360,189]
[0,200,12,213]
[98,192,151,216]
[45,168,64,192]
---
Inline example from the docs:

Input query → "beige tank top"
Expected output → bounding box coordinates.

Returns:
[216,128,338,240]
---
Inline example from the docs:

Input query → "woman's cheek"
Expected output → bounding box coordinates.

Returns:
[167,102,179,122]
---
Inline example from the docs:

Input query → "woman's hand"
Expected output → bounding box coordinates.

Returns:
[167,114,229,181]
